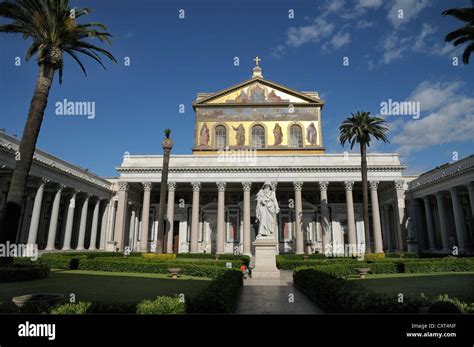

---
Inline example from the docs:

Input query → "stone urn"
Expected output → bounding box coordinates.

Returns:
[168,268,182,279]
[355,268,370,279]
[12,293,64,308]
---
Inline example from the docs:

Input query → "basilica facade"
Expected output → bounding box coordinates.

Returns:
[1,63,472,255]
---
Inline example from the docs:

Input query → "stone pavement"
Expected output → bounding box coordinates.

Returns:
[235,270,323,314]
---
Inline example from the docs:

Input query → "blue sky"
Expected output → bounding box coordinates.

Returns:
[1,0,473,177]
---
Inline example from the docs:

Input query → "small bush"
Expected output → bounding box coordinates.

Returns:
[50,302,92,314]
[137,296,185,314]
[187,270,243,313]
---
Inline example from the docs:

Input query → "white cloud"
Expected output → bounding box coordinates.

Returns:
[356,19,374,29]
[286,17,335,47]
[357,0,383,9]
[407,81,463,113]
[390,81,474,156]
[387,0,431,28]
[331,31,351,49]
[413,23,437,50]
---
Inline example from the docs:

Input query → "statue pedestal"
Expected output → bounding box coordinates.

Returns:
[251,238,280,279]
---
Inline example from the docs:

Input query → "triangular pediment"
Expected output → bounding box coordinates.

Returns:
[193,77,323,106]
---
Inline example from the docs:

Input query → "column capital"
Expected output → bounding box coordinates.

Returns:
[369,181,379,191]
[319,181,329,191]
[344,180,354,191]
[450,186,459,194]
[242,181,252,192]
[436,191,446,199]
[217,181,227,192]
[142,182,153,192]
[293,181,303,191]
[167,181,177,192]
[191,182,201,192]
[118,181,129,192]
[394,180,405,190]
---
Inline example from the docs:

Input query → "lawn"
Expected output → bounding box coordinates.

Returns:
[0,269,211,309]
[353,272,474,302]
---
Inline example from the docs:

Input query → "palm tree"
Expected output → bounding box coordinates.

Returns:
[339,111,389,254]
[442,3,474,64]
[0,0,116,258]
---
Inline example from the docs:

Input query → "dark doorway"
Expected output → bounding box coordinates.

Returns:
[173,221,180,253]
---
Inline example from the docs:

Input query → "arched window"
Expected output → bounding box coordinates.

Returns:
[290,125,303,148]
[252,125,265,148]
[215,125,227,148]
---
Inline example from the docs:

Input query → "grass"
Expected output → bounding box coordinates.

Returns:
[0,269,211,309]
[352,272,474,302]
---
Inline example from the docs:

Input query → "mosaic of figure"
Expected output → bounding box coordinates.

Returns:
[199,123,209,146]
[306,122,317,145]
[232,124,245,146]
[273,123,283,145]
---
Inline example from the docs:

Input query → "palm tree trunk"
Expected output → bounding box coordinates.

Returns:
[155,147,171,253]
[360,142,372,253]
[0,64,55,265]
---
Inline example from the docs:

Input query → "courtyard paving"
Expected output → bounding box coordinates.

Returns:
[235,270,323,314]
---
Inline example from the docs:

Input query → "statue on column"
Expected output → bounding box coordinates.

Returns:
[255,181,280,239]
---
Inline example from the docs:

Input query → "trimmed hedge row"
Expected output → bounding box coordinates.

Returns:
[187,269,243,313]
[77,258,229,278]
[278,257,474,273]
[176,253,250,266]
[0,263,50,282]
[293,268,424,313]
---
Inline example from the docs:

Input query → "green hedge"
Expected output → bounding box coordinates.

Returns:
[278,257,474,273]
[137,296,186,314]
[293,268,424,313]
[77,258,229,278]
[187,269,243,313]
[176,253,250,266]
[0,262,50,282]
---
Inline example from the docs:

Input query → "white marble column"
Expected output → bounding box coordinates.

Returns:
[450,187,467,254]
[319,181,330,253]
[370,181,384,253]
[294,181,304,254]
[139,182,152,252]
[27,178,48,244]
[344,181,357,255]
[393,181,406,252]
[107,200,117,243]
[88,197,100,250]
[190,182,201,253]
[128,206,136,249]
[76,194,90,250]
[99,200,109,250]
[166,182,176,254]
[435,191,450,252]
[216,182,226,254]
[115,182,129,251]
[423,196,436,251]
[62,191,76,250]
[242,182,252,256]
[45,184,65,250]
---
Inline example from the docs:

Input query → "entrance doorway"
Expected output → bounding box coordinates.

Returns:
[172,221,180,253]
